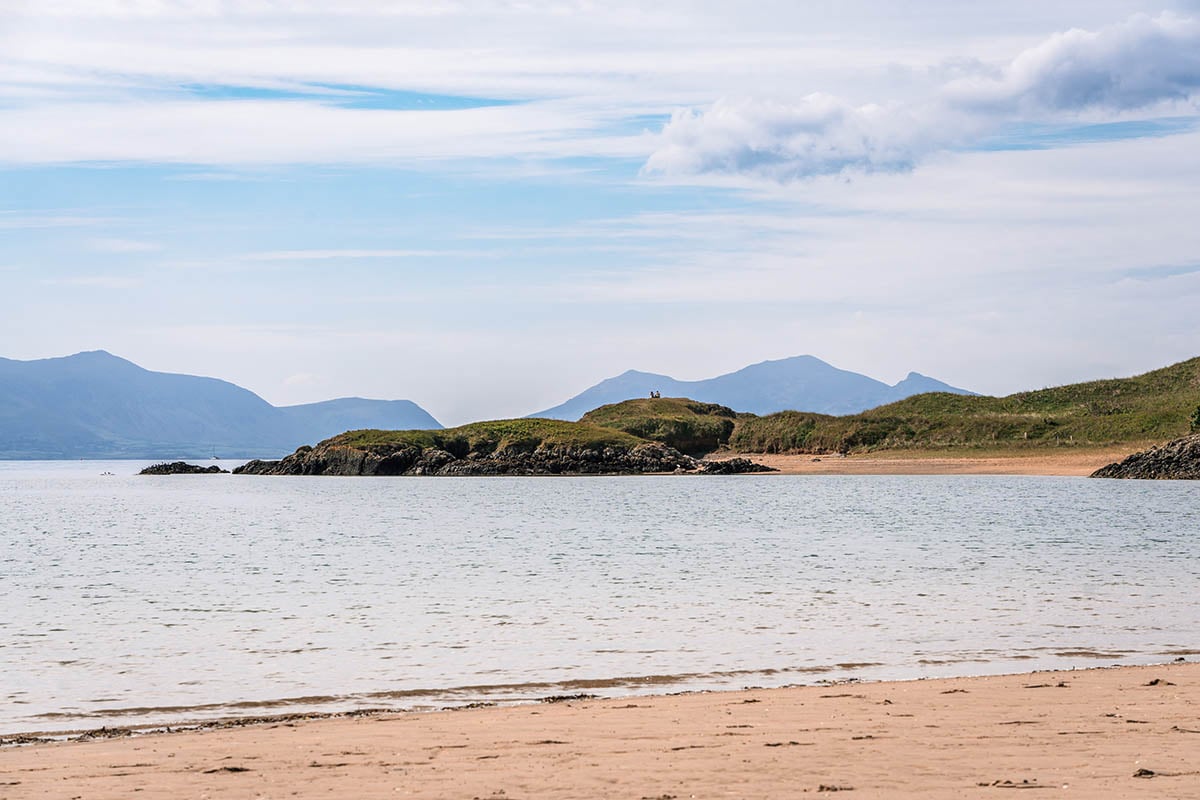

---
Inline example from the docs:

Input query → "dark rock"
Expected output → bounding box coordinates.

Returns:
[1091,433,1200,479]
[139,461,228,475]
[233,459,279,475]
[234,440,699,477]
[697,457,777,475]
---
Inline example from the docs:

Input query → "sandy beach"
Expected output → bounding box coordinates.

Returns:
[733,446,1145,476]
[3,662,1198,799]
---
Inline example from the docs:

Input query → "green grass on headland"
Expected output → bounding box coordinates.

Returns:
[581,397,740,454]
[328,417,646,457]
[315,356,1200,459]
[730,356,1200,453]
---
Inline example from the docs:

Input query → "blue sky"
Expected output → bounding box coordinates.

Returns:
[3,1,1200,425]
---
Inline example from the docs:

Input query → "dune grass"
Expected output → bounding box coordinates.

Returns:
[316,357,1200,458]
[581,397,739,454]
[730,356,1200,453]
[328,418,646,457]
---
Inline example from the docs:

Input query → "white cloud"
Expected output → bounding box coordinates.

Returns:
[642,96,979,181]
[945,12,1200,113]
[646,13,1200,181]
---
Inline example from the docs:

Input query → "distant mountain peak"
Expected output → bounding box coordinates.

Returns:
[70,349,123,360]
[613,368,668,378]
[0,351,442,459]
[531,355,974,420]
[889,371,976,396]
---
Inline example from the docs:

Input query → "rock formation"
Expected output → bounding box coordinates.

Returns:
[1091,433,1200,479]
[232,437,777,477]
[697,458,778,475]
[234,441,702,477]
[139,462,229,475]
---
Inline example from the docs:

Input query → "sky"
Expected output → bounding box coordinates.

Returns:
[3,1,1200,426]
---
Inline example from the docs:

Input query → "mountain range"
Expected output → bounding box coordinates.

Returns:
[0,351,441,459]
[532,355,974,420]
[0,351,975,459]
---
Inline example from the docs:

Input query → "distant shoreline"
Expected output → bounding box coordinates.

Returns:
[1,446,1141,477]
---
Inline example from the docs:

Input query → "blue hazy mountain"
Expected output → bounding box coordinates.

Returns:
[0,350,441,459]
[531,355,975,420]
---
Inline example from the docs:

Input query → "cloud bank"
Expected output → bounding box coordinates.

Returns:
[646,13,1200,181]
[643,97,980,181]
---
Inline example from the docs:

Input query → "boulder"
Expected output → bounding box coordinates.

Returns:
[697,457,777,475]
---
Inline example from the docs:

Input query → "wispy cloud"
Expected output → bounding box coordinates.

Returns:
[0,100,616,165]
[0,212,112,229]
[87,237,161,253]
[242,249,468,261]
[643,96,972,181]
[1114,262,1200,281]
[5,4,1191,174]
[40,275,140,289]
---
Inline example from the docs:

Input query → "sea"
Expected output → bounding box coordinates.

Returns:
[2,459,1198,734]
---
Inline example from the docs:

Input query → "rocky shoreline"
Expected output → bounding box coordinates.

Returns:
[1090,433,1200,479]
[233,441,775,477]
[139,462,229,475]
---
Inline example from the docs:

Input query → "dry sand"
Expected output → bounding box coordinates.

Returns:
[736,446,1143,476]
[4,662,1198,799]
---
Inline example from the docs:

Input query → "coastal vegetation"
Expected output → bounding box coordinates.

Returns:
[236,355,1200,475]
[578,356,1199,455]
[237,418,704,476]
[234,416,775,477]
[579,397,740,454]
[332,418,645,455]
[728,356,1200,454]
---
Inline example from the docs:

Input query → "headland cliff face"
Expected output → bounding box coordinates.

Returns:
[234,440,701,477]
[1091,433,1200,479]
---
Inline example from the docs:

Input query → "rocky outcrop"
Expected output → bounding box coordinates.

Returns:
[697,458,778,475]
[139,461,228,475]
[233,441,701,477]
[1091,433,1200,479]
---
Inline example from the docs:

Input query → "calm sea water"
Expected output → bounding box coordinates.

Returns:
[2,460,1198,733]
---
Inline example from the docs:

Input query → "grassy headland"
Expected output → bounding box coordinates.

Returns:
[729,356,1200,454]
[580,397,740,454]
[295,356,1199,463]
[325,418,646,456]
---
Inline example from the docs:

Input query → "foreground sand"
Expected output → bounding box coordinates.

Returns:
[3,663,1198,799]
[736,446,1145,476]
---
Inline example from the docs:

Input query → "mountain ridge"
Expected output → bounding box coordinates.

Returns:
[0,350,441,459]
[531,355,975,420]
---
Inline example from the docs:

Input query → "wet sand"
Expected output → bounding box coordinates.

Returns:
[736,446,1144,476]
[3,662,1198,799]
